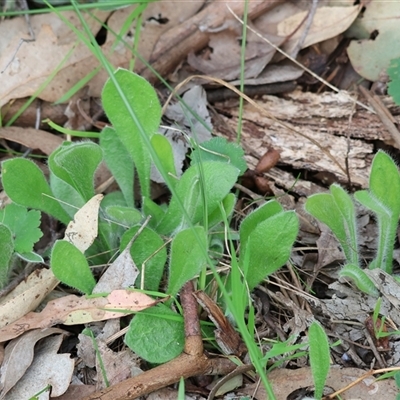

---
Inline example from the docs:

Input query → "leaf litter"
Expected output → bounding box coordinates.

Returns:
[1,0,400,399]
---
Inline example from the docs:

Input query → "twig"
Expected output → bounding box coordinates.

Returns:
[359,85,400,148]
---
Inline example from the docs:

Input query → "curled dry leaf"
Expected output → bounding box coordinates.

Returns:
[0,290,159,342]
[64,194,103,253]
[0,328,67,399]
[3,335,74,400]
[0,268,59,329]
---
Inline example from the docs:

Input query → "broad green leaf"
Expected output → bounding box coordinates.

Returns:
[339,264,379,296]
[48,141,102,202]
[168,226,207,297]
[157,162,239,235]
[309,321,330,400]
[120,225,166,291]
[0,203,42,254]
[369,150,400,215]
[50,173,85,218]
[0,224,14,288]
[305,191,358,265]
[190,136,247,175]
[240,200,283,253]
[151,134,177,188]
[102,69,161,199]
[100,126,135,207]
[241,211,298,290]
[330,184,359,265]
[1,158,70,224]
[105,205,142,227]
[355,189,393,272]
[125,304,184,363]
[51,240,96,294]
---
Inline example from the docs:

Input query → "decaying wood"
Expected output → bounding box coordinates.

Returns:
[216,90,400,188]
[140,0,282,83]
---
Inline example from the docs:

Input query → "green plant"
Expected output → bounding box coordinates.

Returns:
[0,203,43,287]
[308,321,330,400]
[1,69,299,366]
[0,3,302,396]
[305,150,400,295]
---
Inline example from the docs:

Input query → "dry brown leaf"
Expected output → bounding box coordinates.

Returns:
[95,341,140,390]
[241,366,398,399]
[0,290,158,342]
[3,335,74,400]
[0,10,110,107]
[0,328,67,399]
[0,268,59,329]
[0,127,63,155]
[64,194,103,253]
[277,5,361,54]
[0,2,204,108]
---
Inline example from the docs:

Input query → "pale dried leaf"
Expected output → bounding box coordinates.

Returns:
[92,241,139,293]
[0,11,110,107]
[0,268,59,329]
[277,5,360,54]
[95,341,140,389]
[4,335,74,400]
[242,366,398,399]
[0,290,158,342]
[0,328,66,399]
[64,194,103,253]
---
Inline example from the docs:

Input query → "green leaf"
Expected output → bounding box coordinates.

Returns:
[240,200,283,253]
[1,158,70,224]
[0,203,42,254]
[309,321,330,400]
[51,240,96,294]
[16,252,44,263]
[100,126,135,207]
[305,186,359,266]
[388,57,400,105]
[363,151,400,272]
[151,134,177,188]
[102,69,161,199]
[369,151,400,215]
[240,209,298,290]
[157,162,239,235]
[104,205,142,227]
[339,264,379,296]
[120,225,166,291]
[167,226,207,297]
[207,193,236,228]
[0,224,14,288]
[142,197,166,228]
[354,190,391,271]
[48,141,103,202]
[49,173,85,218]
[125,304,184,363]
[190,137,247,175]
